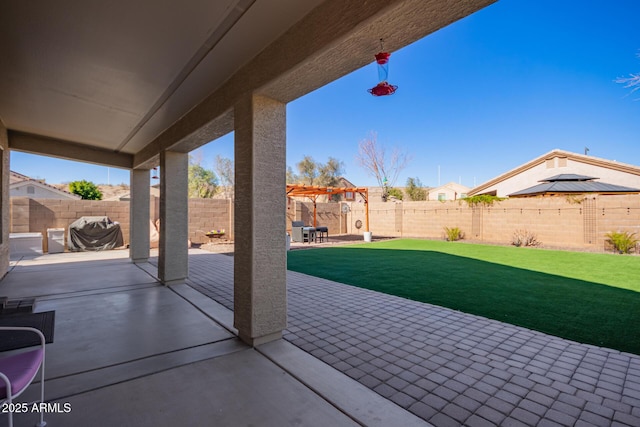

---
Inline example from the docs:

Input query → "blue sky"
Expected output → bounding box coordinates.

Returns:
[10,0,640,188]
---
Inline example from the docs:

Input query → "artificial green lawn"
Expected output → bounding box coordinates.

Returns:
[287,239,640,355]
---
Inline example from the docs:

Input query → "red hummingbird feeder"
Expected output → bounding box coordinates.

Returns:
[368,39,397,96]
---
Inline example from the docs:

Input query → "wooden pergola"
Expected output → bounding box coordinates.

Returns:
[286,184,369,231]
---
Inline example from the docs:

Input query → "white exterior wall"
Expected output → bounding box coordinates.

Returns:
[427,182,470,201]
[10,183,78,200]
[563,158,640,187]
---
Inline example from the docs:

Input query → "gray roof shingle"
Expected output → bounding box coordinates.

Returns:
[509,175,640,197]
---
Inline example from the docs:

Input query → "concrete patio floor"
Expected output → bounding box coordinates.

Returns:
[0,250,427,427]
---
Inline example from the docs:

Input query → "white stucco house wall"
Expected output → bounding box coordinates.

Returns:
[468,149,640,197]
[10,171,81,200]
[427,182,470,201]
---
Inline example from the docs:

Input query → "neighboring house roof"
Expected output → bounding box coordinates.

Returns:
[469,149,640,197]
[10,171,81,199]
[509,174,640,197]
[338,177,357,188]
[429,182,470,194]
[10,170,33,185]
[542,174,595,181]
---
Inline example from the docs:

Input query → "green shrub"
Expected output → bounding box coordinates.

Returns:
[444,226,464,241]
[69,180,102,200]
[512,229,540,247]
[406,177,427,201]
[606,231,638,254]
[463,194,504,207]
[387,187,404,200]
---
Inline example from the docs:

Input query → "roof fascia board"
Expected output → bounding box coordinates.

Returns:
[564,151,640,176]
[8,131,133,169]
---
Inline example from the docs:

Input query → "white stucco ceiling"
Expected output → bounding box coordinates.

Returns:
[0,0,323,154]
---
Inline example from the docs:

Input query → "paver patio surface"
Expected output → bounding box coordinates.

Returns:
[185,252,640,427]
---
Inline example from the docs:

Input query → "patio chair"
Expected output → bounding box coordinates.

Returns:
[0,326,47,427]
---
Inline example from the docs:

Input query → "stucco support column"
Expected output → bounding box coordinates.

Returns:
[234,94,287,346]
[0,124,9,278]
[129,168,150,263]
[158,151,189,285]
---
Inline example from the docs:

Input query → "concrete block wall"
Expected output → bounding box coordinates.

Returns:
[9,198,30,233]
[340,194,640,251]
[360,202,399,236]
[402,201,472,239]
[285,199,297,230]
[480,198,585,248]
[314,203,341,231]
[286,200,342,234]
[188,198,233,244]
[598,194,640,248]
[16,198,131,252]
[9,197,236,251]
[7,194,639,253]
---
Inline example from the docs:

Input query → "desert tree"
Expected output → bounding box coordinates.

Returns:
[293,156,344,187]
[188,154,218,198]
[318,157,344,187]
[296,155,319,185]
[286,166,298,184]
[355,131,410,200]
[289,156,345,201]
[214,155,234,199]
[406,177,427,201]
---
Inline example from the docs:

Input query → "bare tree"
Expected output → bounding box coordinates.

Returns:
[616,51,640,99]
[355,131,410,200]
[214,155,234,200]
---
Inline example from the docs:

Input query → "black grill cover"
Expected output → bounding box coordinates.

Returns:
[68,216,124,252]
